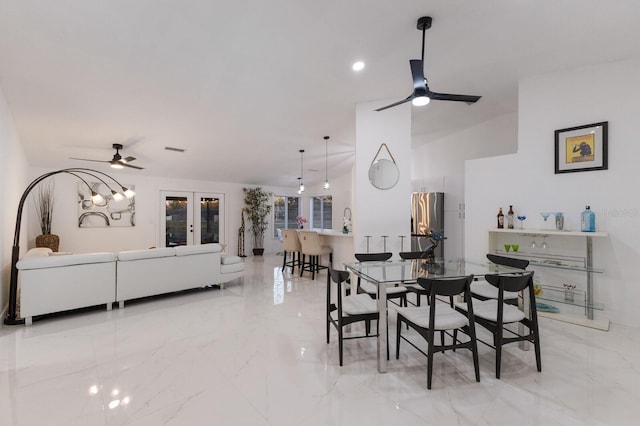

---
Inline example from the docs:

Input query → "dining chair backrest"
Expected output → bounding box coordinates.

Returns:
[298,231,323,255]
[399,251,430,260]
[327,264,350,319]
[417,275,474,298]
[355,252,392,262]
[282,229,302,252]
[485,272,534,294]
[486,253,529,270]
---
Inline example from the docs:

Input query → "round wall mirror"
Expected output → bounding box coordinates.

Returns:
[368,159,399,190]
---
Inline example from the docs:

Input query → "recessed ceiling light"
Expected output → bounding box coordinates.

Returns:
[352,61,365,71]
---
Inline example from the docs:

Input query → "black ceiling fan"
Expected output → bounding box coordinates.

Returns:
[71,143,144,170]
[376,16,482,112]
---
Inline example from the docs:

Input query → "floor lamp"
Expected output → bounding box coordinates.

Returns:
[4,168,135,325]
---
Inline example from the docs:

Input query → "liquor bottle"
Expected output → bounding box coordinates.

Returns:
[581,206,596,232]
[497,208,504,229]
[507,205,515,229]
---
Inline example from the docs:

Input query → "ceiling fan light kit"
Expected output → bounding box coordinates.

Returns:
[70,143,144,170]
[376,16,482,112]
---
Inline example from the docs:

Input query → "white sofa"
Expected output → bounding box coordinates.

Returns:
[16,243,244,324]
[17,248,116,325]
[116,243,244,307]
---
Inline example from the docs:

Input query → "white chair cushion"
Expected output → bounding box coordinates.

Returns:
[360,281,407,295]
[342,294,378,316]
[397,303,469,330]
[456,299,525,323]
[470,282,518,300]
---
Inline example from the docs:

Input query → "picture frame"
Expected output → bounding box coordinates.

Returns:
[555,121,608,174]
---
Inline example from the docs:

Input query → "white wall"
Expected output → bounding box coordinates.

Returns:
[466,57,640,326]
[25,167,356,257]
[0,86,29,318]
[411,113,518,259]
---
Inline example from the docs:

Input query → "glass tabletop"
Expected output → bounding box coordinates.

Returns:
[344,258,523,284]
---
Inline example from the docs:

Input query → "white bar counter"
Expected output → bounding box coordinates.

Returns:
[311,229,354,268]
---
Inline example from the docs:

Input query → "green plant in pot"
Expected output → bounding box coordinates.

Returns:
[242,186,272,256]
[34,180,59,252]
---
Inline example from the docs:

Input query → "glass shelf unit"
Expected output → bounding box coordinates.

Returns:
[536,284,604,310]
[488,228,608,330]
[492,249,604,273]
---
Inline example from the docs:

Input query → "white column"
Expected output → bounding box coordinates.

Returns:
[354,100,412,256]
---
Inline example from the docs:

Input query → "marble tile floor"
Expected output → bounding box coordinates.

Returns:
[1,254,639,425]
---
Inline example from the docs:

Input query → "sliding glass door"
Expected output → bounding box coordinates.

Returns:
[160,191,225,247]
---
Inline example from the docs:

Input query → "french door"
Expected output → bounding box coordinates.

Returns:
[160,191,225,247]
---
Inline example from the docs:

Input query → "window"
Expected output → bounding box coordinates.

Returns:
[273,195,301,237]
[311,196,332,229]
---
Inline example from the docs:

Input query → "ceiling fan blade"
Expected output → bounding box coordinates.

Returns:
[122,156,136,163]
[374,94,414,112]
[121,162,144,170]
[427,91,482,104]
[409,59,426,91]
[70,157,110,163]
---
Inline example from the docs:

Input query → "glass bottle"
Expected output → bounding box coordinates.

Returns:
[507,205,515,229]
[497,208,504,229]
[581,206,596,232]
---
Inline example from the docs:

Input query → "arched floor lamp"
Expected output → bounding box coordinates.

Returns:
[4,168,135,325]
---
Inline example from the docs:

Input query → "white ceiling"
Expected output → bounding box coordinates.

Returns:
[1,1,640,188]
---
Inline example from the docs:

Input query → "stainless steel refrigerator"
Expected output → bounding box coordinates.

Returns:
[411,192,444,257]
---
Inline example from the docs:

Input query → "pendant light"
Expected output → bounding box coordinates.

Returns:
[298,149,305,193]
[297,177,302,195]
[323,136,330,190]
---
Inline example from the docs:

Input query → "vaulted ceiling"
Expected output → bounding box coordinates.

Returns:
[1,1,639,188]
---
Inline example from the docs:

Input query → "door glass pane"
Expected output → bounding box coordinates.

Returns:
[165,196,188,246]
[311,196,332,229]
[273,196,285,237]
[322,196,332,229]
[273,195,300,237]
[200,197,220,243]
[287,197,300,228]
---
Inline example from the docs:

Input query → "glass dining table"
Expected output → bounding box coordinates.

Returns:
[344,258,523,373]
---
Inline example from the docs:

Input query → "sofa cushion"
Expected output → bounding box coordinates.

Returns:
[118,247,176,261]
[23,247,52,258]
[221,262,245,274]
[175,243,222,256]
[17,252,116,270]
[221,254,242,265]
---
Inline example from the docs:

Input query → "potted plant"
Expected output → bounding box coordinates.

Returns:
[34,180,59,252]
[242,186,272,256]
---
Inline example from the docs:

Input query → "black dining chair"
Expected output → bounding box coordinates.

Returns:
[396,275,479,389]
[470,254,529,304]
[398,251,433,306]
[456,271,541,379]
[354,252,408,307]
[326,264,380,366]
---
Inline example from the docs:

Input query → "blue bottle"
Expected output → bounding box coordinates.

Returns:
[581,206,596,232]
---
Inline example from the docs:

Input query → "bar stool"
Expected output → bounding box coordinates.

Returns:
[281,229,302,273]
[298,231,333,280]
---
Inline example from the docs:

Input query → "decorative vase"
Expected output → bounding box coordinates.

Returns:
[253,248,264,256]
[36,234,60,252]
